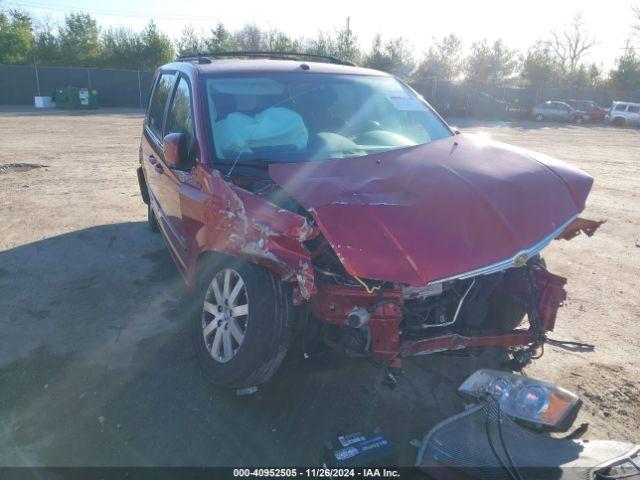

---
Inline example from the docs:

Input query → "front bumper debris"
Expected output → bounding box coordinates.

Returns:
[311,265,567,362]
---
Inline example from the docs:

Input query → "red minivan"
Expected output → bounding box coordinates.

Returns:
[138,52,601,390]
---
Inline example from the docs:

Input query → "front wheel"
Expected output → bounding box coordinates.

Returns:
[192,257,292,389]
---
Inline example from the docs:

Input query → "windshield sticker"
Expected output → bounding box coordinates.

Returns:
[387,94,427,112]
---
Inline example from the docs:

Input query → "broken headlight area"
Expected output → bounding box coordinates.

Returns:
[458,369,581,432]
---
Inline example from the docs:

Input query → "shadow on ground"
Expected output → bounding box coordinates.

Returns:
[0,222,506,466]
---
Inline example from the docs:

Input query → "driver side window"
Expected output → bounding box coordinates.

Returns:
[166,77,196,169]
[147,72,176,138]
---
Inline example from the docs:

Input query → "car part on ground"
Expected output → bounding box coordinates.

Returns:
[417,373,640,480]
[137,56,604,388]
[458,369,581,431]
[323,429,398,467]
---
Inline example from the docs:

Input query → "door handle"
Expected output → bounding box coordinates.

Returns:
[154,164,164,174]
[148,155,157,165]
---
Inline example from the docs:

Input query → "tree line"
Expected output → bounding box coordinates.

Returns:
[1,6,639,91]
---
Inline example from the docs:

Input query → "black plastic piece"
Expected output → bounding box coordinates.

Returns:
[136,166,150,204]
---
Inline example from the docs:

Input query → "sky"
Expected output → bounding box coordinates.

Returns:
[3,0,638,69]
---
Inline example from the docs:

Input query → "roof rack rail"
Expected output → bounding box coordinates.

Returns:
[177,51,357,66]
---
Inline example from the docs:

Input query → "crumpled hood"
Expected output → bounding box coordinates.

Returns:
[269,134,593,285]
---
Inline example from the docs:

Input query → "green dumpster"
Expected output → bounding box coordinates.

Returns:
[54,86,98,109]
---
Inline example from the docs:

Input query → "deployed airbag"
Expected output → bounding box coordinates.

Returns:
[213,107,308,156]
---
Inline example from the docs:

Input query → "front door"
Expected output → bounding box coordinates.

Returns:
[141,71,190,269]
[142,70,176,226]
[154,75,198,269]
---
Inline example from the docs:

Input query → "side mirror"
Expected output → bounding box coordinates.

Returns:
[451,127,461,135]
[163,132,187,169]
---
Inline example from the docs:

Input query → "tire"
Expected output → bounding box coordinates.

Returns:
[192,256,292,389]
[535,114,544,122]
[148,203,159,232]
[612,117,625,127]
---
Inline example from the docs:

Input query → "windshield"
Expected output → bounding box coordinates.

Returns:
[203,73,452,164]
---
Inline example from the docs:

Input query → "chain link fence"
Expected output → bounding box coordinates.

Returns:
[2,64,639,116]
[0,64,153,108]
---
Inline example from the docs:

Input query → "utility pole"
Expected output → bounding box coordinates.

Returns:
[346,17,351,38]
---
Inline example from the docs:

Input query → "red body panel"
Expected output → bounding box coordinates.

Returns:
[269,135,593,285]
[557,217,605,240]
[310,284,403,361]
[310,284,403,325]
[178,167,317,296]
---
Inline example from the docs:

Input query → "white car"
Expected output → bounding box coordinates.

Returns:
[606,101,640,127]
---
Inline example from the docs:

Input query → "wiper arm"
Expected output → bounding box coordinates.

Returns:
[232,157,272,166]
[221,157,271,178]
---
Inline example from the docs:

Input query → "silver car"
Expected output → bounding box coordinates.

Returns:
[532,101,589,123]
[606,101,640,127]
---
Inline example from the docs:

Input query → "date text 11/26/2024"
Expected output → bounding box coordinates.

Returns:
[232,468,401,478]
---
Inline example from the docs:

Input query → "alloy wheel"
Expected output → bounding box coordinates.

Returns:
[202,268,249,363]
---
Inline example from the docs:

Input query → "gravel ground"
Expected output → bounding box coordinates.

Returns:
[1,107,639,466]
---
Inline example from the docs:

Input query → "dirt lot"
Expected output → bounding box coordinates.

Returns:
[1,108,639,466]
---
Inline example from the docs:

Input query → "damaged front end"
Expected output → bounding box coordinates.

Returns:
[212,169,602,367]
[259,135,604,366]
[196,133,604,368]
[308,252,570,364]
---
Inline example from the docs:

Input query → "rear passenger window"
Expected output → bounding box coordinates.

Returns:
[166,77,196,168]
[147,73,177,138]
[614,104,627,112]
[628,106,639,113]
